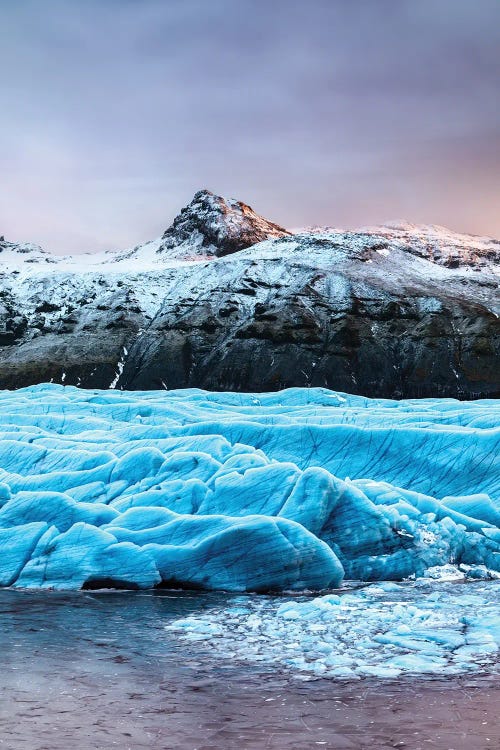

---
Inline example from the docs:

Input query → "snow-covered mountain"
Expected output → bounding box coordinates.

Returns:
[0,190,498,397]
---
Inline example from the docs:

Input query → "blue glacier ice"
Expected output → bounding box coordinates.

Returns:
[0,384,498,591]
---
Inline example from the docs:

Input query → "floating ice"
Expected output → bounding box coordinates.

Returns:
[166,579,500,679]
[0,384,498,591]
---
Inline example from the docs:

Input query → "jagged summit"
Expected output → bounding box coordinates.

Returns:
[157,189,291,258]
[105,189,291,265]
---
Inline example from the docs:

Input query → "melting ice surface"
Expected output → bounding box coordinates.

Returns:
[166,578,500,679]
[0,384,499,595]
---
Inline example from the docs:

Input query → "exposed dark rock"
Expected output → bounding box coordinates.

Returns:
[159,189,291,257]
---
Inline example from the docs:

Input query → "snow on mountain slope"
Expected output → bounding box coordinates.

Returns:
[0,191,498,396]
[298,221,500,270]
[360,221,500,270]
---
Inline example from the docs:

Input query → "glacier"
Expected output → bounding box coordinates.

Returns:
[0,383,498,592]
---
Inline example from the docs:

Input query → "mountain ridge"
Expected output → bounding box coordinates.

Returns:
[0,190,498,397]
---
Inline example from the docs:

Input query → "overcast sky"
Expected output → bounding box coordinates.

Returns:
[1,0,499,253]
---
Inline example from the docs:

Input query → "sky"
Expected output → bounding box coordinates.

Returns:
[1,0,499,253]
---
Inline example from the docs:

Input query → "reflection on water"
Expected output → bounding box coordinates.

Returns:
[1,589,499,750]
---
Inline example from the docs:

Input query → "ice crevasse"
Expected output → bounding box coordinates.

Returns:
[0,384,498,591]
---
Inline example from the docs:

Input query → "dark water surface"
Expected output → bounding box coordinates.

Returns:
[1,590,498,750]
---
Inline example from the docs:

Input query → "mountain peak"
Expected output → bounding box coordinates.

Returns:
[159,190,291,258]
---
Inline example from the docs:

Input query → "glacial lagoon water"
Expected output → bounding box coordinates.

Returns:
[1,584,499,750]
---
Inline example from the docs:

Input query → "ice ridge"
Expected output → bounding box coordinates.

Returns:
[0,384,498,591]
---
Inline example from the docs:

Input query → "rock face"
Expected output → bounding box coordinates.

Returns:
[159,189,291,258]
[0,191,498,397]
